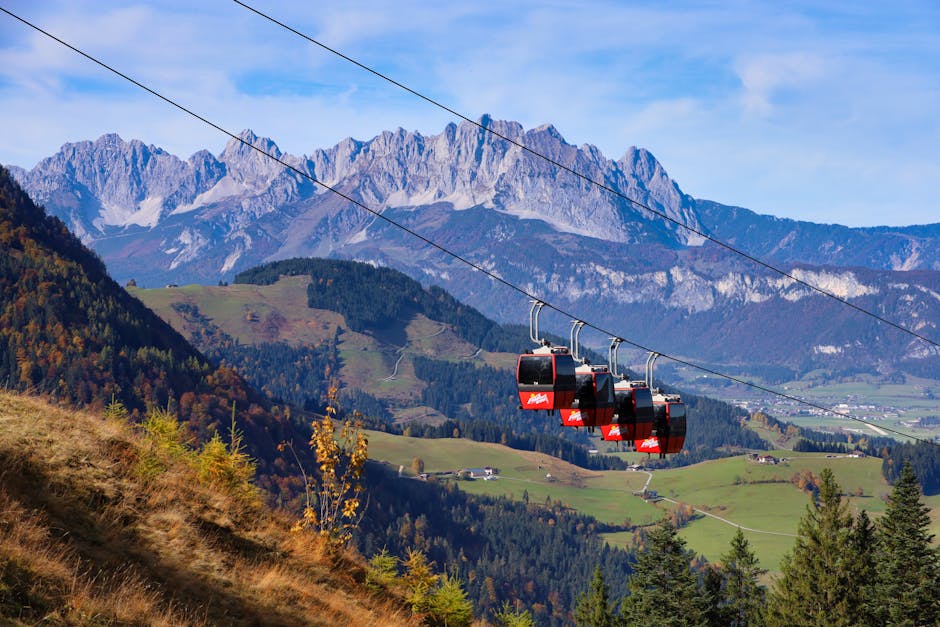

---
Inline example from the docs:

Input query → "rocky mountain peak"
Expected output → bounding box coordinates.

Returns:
[211,130,294,196]
[94,132,125,148]
[299,116,698,244]
[529,123,565,142]
[477,115,525,138]
[620,146,664,183]
[220,130,282,161]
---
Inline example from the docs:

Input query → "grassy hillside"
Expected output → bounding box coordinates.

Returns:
[0,390,414,626]
[366,430,653,526]
[138,276,340,348]
[134,277,488,417]
[366,431,940,571]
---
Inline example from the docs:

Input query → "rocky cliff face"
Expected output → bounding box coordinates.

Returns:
[8,118,940,375]
[303,117,702,246]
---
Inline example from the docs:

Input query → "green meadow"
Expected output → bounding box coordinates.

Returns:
[367,433,938,572]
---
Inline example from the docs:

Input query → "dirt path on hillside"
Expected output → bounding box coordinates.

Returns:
[642,471,797,538]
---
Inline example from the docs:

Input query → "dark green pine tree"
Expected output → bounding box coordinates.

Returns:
[720,528,766,626]
[766,468,858,626]
[701,564,726,626]
[573,565,616,627]
[849,509,879,625]
[874,460,940,625]
[621,517,707,626]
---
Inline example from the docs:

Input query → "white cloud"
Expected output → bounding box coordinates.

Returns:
[736,52,827,116]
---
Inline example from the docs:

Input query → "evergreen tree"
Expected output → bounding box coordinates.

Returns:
[402,548,439,614]
[427,573,474,627]
[720,528,766,626]
[874,461,940,625]
[849,509,879,626]
[621,517,707,626]
[573,565,616,627]
[766,468,858,626]
[494,602,536,627]
[701,565,726,626]
[365,548,399,589]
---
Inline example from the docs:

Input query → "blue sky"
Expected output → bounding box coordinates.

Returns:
[1,0,939,227]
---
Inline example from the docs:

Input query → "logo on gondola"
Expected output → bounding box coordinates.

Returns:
[526,393,550,406]
[568,410,583,424]
[638,437,659,450]
[608,425,621,437]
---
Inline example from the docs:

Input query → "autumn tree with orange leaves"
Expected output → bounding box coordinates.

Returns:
[292,387,368,545]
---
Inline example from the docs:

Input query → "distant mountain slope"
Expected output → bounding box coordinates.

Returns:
[694,199,940,271]
[8,120,940,377]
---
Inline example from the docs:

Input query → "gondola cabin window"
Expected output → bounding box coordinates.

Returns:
[518,355,554,385]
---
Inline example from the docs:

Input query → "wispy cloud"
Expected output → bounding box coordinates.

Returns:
[736,52,828,116]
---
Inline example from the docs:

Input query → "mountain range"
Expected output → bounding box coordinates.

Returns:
[8,117,940,377]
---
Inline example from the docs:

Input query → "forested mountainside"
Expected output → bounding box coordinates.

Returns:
[152,278,629,472]
[881,441,940,495]
[360,462,635,624]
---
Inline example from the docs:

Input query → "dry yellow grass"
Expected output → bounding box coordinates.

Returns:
[0,391,417,626]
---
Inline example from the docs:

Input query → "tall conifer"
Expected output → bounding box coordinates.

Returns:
[874,461,940,624]
[621,517,707,626]
[766,468,857,626]
[849,509,878,625]
[720,528,766,626]
[573,565,616,627]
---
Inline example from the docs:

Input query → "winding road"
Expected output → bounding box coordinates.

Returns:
[381,324,447,381]
[484,469,798,538]
[638,470,797,538]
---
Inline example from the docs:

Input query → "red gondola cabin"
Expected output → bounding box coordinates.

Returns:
[635,392,686,457]
[516,345,577,411]
[600,380,654,442]
[559,364,615,428]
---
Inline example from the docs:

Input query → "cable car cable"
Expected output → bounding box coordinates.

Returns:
[231,0,940,355]
[3,6,936,449]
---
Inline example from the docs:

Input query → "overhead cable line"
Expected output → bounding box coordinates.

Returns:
[1,6,935,448]
[232,0,940,354]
